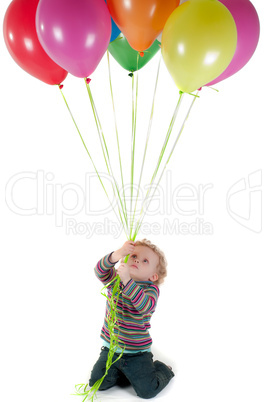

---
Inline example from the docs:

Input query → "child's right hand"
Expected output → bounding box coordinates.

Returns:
[119,240,136,258]
[110,240,135,263]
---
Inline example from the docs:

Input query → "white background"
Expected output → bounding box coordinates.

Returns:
[0,1,266,401]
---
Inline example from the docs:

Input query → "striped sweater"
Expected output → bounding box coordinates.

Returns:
[95,253,160,351]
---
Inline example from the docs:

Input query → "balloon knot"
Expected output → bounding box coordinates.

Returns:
[59,84,64,90]
[128,73,134,77]
[139,52,144,57]
[179,90,184,95]
[198,87,202,91]
[86,78,91,84]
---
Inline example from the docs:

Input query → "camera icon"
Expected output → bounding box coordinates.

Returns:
[226,170,262,233]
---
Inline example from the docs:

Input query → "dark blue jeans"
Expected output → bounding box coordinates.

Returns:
[89,347,175,399]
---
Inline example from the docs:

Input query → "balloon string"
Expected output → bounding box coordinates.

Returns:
[207,86,219,92]
[151,92,184,183]
[129,54,139,240]
[58,85,127,238]
[73,274,125,401]
[132,91,184,240]
[85,80,129,233]
[85,81,127,233]
[107,50,128,226]
[109,34,123,45]
[133,93,198,238]
[130,72,135,237]
[165,93,198,165]
[130,55,162,239]
[84,79,109,168]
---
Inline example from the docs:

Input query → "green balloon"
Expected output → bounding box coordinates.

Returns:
[108,34,160,72]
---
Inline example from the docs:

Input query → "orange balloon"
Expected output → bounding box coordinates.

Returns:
[107,0,180,51]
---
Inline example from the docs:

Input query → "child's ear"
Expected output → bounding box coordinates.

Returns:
[149,273,159,282]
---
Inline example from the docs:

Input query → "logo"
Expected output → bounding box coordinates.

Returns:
[226,170,262,233]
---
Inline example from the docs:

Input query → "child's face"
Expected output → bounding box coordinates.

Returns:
[126,245,159,283]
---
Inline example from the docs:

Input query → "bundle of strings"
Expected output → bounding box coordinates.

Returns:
[73,275,123,402]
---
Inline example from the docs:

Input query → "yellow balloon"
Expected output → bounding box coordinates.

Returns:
[161,0,237,93]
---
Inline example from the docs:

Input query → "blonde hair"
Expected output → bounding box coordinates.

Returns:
[134,239,167,286]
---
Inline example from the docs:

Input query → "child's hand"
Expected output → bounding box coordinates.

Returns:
[110,241,135,263]
[119,240,135,258]
[117,263,131,286]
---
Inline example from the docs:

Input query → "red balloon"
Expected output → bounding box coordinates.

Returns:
[3,0,68,85]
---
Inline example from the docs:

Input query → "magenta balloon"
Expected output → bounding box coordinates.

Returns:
[207,0,260,86]
[36,0,111,78]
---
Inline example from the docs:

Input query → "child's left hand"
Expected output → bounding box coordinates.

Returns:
[117,263,131,286]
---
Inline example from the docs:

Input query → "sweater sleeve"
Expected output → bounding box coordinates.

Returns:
[94,253,118,286]
[122,279,159,314]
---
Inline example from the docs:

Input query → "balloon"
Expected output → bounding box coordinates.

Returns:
[3,0,68,85]
[110,17,121,43]
[207,0,260,86]
[36,0,112,78]
[108,34,160,72]
[107,0,180,52]
[161,0,237,93]
[104,0,120,42]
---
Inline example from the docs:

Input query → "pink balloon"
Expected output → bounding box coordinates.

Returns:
[207,0,260,86]
[36,0,111,78]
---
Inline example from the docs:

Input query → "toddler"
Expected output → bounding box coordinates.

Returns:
[89,239,174,399]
